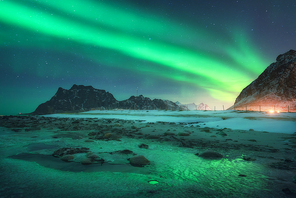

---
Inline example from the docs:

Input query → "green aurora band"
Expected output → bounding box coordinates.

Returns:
[0,0,269,102]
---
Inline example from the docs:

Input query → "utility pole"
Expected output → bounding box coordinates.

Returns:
[136,87,138,110]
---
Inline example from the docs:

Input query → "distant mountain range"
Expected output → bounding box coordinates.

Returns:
[176,102,211,110]
[229,49,296,112]
[32,84,188,114]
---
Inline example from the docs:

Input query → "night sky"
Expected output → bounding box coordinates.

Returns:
[1,0,296,115]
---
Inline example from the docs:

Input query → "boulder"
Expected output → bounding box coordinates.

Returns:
[60,155,74,162]
[128,155,150,167]
[196,150,223,159]
[138,144,149,149]
[103,133,121,140]
[52,147,90,157]
[81,158,93,165]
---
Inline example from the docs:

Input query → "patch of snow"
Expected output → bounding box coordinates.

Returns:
[44,110,296,134]
[194,117,296,134]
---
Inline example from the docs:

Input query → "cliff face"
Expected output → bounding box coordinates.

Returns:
[33,84,183,114]
[232,49,296,112]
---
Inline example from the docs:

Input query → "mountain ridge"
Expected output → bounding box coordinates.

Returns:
[229,49,296,112]
[32,84,186,114]
[176,102,211,110]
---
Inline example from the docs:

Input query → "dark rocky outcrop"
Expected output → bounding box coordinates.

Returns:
[33,85,118,114]
[52,147,90,157]
[230,50,296,112]
[119,95,179,110]
[128,155,150,167]
[32,84,184,114]
[196,150,223,159]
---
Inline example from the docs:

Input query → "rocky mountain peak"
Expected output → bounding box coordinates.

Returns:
[231,49,296,112]
[276,49,296,63]
[70,84,94,90]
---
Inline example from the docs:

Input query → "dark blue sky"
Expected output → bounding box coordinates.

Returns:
[1,0,295,115]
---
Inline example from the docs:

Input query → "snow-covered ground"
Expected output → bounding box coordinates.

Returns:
[44,110,296,134]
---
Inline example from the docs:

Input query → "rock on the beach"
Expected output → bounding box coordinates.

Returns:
[103,133,121,140]
[52,147,90,157]
[178,132,190,136]
[60,155,74,162]
[196,150,223,159]
[138,144,149,149]
[86,152,99,158]
[111,149,135,155]
[128,155,150,167]
[81,158,93,165]
[145,134,160,139]
[104,133,113,139]
[269,160,296,170]
[216,131,227,137]
[86,153,104,164]
[164,132,175,136]
[242,155,256,161]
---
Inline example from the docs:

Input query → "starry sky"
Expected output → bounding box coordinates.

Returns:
[1,0,296,115]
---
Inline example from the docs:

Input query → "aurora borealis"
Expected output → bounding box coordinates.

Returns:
[1,0,296,115]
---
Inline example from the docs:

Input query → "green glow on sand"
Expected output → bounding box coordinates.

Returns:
[148,180,159,185]
[0,0,269,103]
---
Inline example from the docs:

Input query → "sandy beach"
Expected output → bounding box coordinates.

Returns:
[0,111,295,197]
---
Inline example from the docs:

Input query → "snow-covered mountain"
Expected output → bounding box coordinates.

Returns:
[185,103,197,110]
[197,103,212,110]
[175,101,182,106]
[176,102,211,110]
[229,49,296,112]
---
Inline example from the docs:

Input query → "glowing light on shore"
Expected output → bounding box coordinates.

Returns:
[268,110,280,114]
